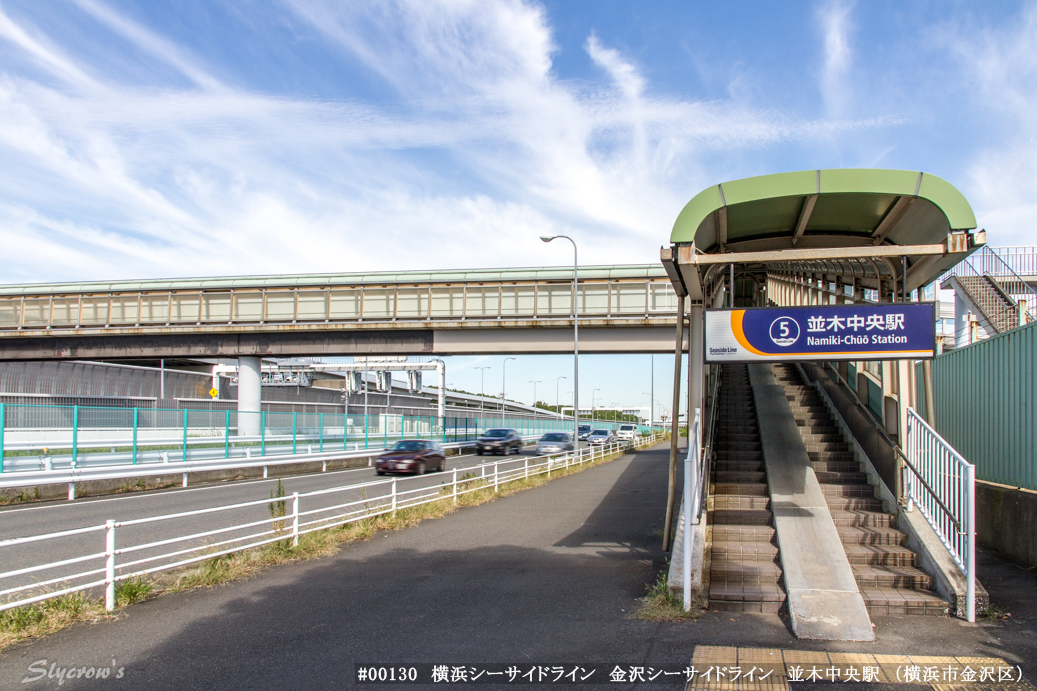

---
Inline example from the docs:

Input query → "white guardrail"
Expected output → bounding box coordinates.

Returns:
[0,434,663,614]
[0,436,547,501]
[904,408,976,622]
[681,366,720,609]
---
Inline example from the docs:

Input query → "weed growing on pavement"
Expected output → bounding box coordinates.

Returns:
[115,577,154,606]
[634,572,702,623]
[982,602,1012,620]
[0,592,105,651]
[0,444,644,652]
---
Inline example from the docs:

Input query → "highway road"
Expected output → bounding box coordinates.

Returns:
[0,446,558,598]
[0,442,695,690]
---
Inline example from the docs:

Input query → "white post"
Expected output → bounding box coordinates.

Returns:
[391,479,397,515]
[68,483,75,501]
[494,462,499,492]
[237,356,262,437]
[683,408,700,611]
[524,457,528,479]
[105,519,116,612]
[905,414,915,512]
[965,463,976,623]
[291,492,300,547]
[182,472,188,488]
[452,467,458,504]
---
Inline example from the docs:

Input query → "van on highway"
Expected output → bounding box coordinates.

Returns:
[616,424,637,440]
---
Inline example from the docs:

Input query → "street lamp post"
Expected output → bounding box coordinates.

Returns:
[541,235,579,449]
[592,388,601,424]
[475,366,491,418]
[529,380,541,418]
[501,357,516,422]
[556,376,566,420]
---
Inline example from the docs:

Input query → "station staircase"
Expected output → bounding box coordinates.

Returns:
[948,274,1022,334]
[706,363,786,613]
[773,364,949,616]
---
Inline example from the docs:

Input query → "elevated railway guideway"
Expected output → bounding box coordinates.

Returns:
[0,265,681,359]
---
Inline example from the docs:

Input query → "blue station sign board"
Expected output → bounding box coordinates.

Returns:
[704,303,936,362]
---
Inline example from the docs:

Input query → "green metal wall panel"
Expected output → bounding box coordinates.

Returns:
[929,320,1037,490]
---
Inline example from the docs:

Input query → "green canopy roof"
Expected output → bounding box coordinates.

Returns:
[670,169,976,253]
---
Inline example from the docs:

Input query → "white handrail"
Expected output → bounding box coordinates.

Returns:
[904,407,976,622]
[0,433,663,613]
[683,409,701,611]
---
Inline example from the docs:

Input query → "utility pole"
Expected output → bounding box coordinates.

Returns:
[502,357,516,422]
[475,366,491,418]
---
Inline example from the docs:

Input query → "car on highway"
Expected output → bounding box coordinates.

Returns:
[578,424,592,440]
[586,429,615,445]
[375,440,445,475]
[476,428,523,455]
[536,432,574,455]
[616,424,637,440]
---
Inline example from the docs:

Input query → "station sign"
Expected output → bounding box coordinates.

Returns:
[704,304,935,362]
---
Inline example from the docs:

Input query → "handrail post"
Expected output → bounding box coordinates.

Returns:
[223,409,230,459]
[391,479,398,515]
[524,457,528,479]
[965,463,976,622]
[71,404,79,469]
[131,407,138,465]
[684,408,700,611]
[261,411,266,457]
[105,519,116,612]
[494,462,499,492]
[291,492,300,547]
[452,467,458,504]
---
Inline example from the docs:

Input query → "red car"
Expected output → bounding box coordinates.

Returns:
[375,440,446,475]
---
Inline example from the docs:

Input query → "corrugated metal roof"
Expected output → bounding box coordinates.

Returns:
[0,264,669,297]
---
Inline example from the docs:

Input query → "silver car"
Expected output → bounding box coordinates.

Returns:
[536,432,574,455]
[586,429,614,445]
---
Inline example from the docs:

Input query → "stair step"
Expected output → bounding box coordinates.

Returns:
[715,471,766,484]
[822,485,876,498]
[829,510,895,527]
[713,461,763,473]
[711,543,779,559]
[712,482,769,496]
[709,509,773,525]
[826,496,886,511]
[711,524,776,542]
[815,471,869,484]
[844,544,917,566]
[861,587,949,616]
[838,526,905,546]
[712,495,770,510]
[711,562,783,585]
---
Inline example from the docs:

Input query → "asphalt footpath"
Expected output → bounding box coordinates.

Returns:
[1,442,1034,690]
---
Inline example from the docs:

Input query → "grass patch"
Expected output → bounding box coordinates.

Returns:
[982,602,1012,620]
[0,442,649,652]
[633,571,702,623]
[0,593,106,651]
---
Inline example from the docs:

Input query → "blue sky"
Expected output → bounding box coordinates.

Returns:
[0,0,1034,415]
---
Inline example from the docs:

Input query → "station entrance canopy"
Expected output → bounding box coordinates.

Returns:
[661,168,983,305]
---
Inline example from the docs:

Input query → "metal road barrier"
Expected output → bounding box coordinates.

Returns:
[0,434,663,613]
[0,403,651,474]
[904,408,976,622]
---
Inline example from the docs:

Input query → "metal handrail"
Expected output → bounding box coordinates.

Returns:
[904,407,976,622]
[806,368,960,529]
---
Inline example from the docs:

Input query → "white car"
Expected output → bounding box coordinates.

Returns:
[616,424,637,440]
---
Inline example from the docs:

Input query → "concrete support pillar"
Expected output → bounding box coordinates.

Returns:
[436,359,446,422]
[688,303,705,417]
[237,356,262,437]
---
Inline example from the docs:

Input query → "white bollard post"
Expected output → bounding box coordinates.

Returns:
[391,479,397,515]
[182,472,188,488]
[452,468,458,504]
[494,462,499,492]
[524,458,528,479]
[322,460,327,472]
[263,466,268,479]
[291,492,300,547]
[105,519,116,611]
[68,483,75,501]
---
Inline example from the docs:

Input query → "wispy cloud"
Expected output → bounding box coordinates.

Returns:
[941,5,1037,244]
[817,0,855,117]
[0,0,889,284]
